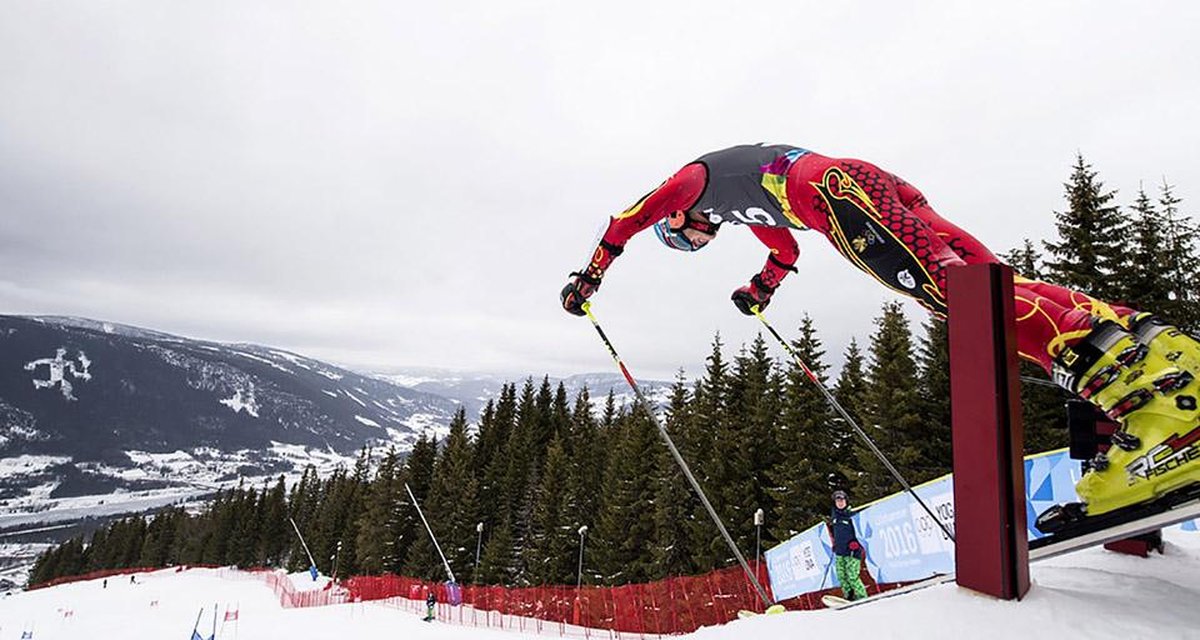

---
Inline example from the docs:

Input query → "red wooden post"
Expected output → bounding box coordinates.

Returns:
[948,263,1031,600]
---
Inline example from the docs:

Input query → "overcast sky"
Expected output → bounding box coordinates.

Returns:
[2,2,1198,380]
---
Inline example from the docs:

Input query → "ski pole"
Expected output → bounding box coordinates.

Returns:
[580,301,775,607]
[818,552,835,591]
[750,306,956,543]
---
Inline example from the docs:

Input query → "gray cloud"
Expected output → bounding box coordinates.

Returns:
[2,1,1197,381]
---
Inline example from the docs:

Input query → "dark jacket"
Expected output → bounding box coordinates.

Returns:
[830,506,860,557]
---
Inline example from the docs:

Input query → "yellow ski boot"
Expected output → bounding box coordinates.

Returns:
[1038,321,1200,532]
[1129,312,1200,374]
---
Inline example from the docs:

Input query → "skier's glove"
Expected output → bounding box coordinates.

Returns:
[848,540,863,559]
[561,241,624,316]
[561,272,600,316]
[731,274,778,315]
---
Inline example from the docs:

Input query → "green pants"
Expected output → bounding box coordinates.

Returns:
[834,555,868,601]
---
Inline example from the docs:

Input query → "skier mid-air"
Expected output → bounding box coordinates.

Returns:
[560,143,1200,531]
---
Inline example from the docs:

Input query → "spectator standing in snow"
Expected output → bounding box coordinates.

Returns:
[830,490,868,602]
[423,590,437,622]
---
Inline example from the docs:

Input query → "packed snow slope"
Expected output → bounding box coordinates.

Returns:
[4,529,1200,639]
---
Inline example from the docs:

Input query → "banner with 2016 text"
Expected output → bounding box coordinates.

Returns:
[765,448,1149,601]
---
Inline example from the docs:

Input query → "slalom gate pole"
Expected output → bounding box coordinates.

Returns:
[580,302,774,607]
[406,482,458,584]
[750,306,956,543]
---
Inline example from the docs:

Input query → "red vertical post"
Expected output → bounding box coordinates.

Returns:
[948,263,1030,600]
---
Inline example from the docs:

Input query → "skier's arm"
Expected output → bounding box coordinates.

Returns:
[561,163,707,315]
[750,226,800,283]
[731,226,799,315]
[600,162,708,247]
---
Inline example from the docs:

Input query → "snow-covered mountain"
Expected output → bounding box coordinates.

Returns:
[0,315,676,573]
[369,367,675,418]
[0,315,461,530]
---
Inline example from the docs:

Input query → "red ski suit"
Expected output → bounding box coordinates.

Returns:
[593,145,1131,373]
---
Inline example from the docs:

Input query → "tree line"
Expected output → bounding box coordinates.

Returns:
[28,154,1197,589]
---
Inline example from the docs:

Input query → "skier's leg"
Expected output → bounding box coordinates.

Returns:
[845,557,868,600]
[891,174,1000,265]
[833,556,855,600]
[903,195,1200,519]
[787,157,966,317]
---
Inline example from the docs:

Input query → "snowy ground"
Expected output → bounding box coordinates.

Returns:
[3,530,1200,639]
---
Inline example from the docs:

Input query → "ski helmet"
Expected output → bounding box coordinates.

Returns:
[832,490,849,502]
[653,210,720,252]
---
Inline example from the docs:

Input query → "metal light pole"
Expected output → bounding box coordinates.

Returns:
[576,525,589,590]
[474,522,484,581]
[754,508,764,580]
[332,540,343,582]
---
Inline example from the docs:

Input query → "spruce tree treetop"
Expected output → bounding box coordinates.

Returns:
[1043,153,1126,300]
[1157,179,1200,330]
[1117,185,1172,312]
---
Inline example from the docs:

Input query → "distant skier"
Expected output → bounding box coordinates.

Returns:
[829,490,868,602]
[423,590,437,622]
[561,144,1200,530]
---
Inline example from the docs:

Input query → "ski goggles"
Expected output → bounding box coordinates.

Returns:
[653,211,720,252]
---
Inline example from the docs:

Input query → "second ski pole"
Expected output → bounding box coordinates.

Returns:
[750,305,956,543]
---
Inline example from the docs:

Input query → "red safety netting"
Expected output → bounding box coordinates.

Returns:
[343,562,778,635]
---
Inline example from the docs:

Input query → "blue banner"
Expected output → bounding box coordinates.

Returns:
[855,476,956,583]
[764,522,835,600]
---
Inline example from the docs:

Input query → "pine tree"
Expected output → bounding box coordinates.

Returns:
[593,410,658,584]
[477,384,518,563]
[550,383,572,448]
[1158,180,1200,331]
[833,338,868,489]
[532,377,556,469]
[915,319,952,478]
[565,388,604,552]
[428,408,481,582]
[395,435,438,575]
[229,484,262,568]
[285,466,323,572]
[651,373,699,577]
[1043,153,1127,301]
[356,450,401,575]
[770,315,838,540]
[527,434,575,584]
[257,476,289,566]
[1117,186,1173,312]
[685,334,728,570]
[140,507,180,567]
[475,514,516,585]
[1001,239,1044,280]
[856,302,923,500]
[709,336,777,561]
